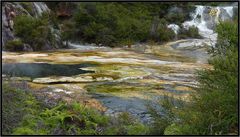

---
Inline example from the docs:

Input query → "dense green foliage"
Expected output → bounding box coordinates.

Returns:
[178,26,202,39]
[7,2,198,50]
[13,14,57,50]
[67,2,196,46]
[19,2,34,16]
[191,21,238,135]
[2,82,148,135]
[211,21,238,56]
[147,96,177,135]
[73,3,151,46]
[5,39,24,51]
[8,2,238,50]
[2,82,38,135]
[155,19,176,42]
[3,2,238,135]
[149,20,238,135]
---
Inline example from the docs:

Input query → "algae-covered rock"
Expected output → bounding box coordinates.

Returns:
[32,76,94,84]
[32,75,115,84]
[10,77,32,81]
[82,65,151,81]
[96,77,113,81]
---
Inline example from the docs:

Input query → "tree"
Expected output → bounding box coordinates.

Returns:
[149,20,238,135]
[13,13,55,50]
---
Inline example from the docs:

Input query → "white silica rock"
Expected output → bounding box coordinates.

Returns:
[182,5,234,46]
[167,24,180,34]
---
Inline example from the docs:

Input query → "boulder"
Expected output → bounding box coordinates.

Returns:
[2,3,15,48]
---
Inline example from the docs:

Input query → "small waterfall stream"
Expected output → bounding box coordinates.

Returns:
[168,5,235,49]
[33,2,50,16]
[183,5,234,45]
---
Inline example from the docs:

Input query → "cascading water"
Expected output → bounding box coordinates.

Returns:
[183,6,214,38]
[33,2,50,16]
[181,5,234,46]
[167,24,180,34]
[167,5,235,46]
[167,5,236,64]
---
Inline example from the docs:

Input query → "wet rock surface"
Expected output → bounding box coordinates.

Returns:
[2,43,211,123]
[2,2,63,51]
[2,63,95,79]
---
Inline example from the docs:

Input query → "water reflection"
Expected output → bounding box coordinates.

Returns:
[2,63,95,79]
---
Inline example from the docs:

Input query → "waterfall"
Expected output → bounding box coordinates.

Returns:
[169,4,236,51]
[183,6,213,38]
[167,24,180,34]
[182,5,234,41]
[223,6,233,17]
[2,2,61,51]
[33,2,50,16]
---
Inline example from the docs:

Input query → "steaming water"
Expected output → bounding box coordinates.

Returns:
[2,63,95,79]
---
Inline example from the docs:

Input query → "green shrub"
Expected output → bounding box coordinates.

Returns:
[13,127,35,135]
[13,101,149,135]
[2,82,39,135]
[147,95,176,135]
[104,112,149,135]
[5,39,24,51]
[3,82,149,135]
[60,20,76,47]
[189,21,238,135]
[148,21,238,135]
[212,21,238,55]
[13,14,55,50]
[73,3,151,46]
[164,123,184,135]
[178,26,201,39]
[157,24,175,42]
[19,2,34,16]
[69,2,198,46]
[127,123,149,135]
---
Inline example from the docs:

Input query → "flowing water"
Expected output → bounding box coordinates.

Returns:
[169,5,235,47]
[2,4,235,123]
[2,42,211,123]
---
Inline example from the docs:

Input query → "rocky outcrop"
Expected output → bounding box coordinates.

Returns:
[2,2,63,51]
[2,2,16,49]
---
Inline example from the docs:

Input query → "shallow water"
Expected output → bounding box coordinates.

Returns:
[2,63,95,79]
[2,42,211,123]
